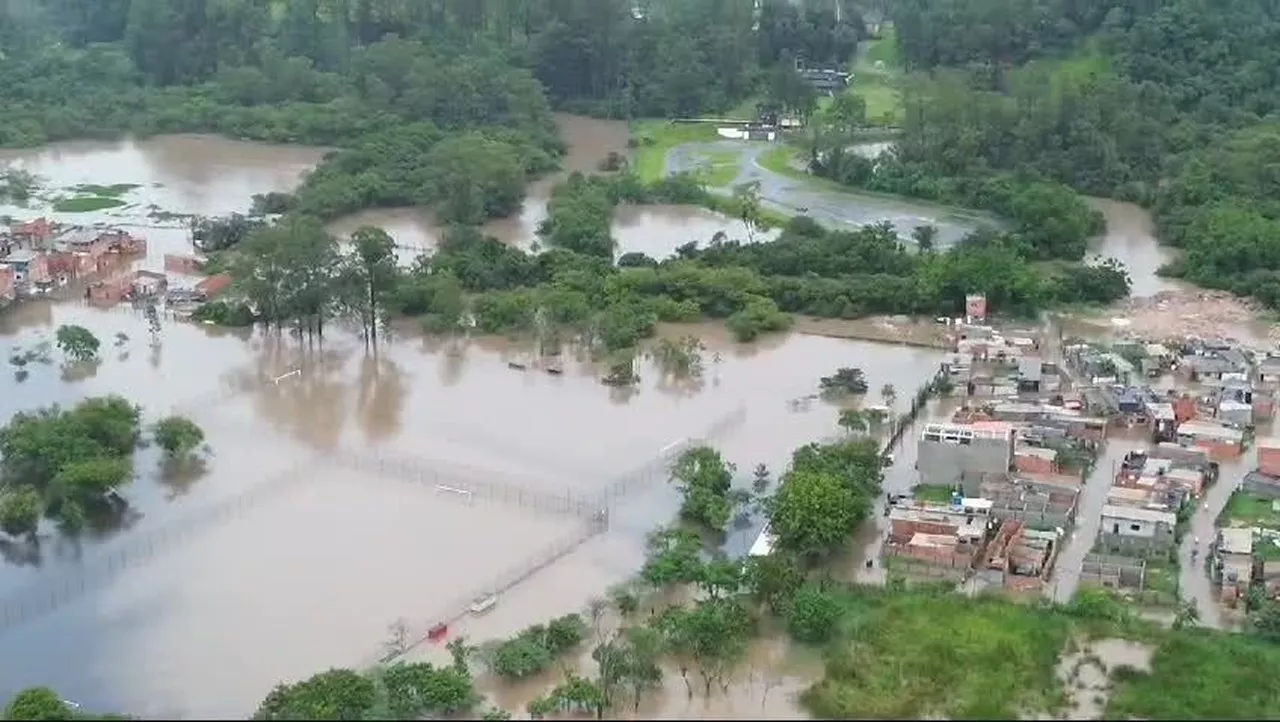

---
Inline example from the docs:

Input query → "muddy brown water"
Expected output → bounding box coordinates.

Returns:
[0,118,1194,717]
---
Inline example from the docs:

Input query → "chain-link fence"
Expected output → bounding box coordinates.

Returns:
[0,459,318,633]
[326,449,602,520]
[367,516,609,668]
[600,404,747,501]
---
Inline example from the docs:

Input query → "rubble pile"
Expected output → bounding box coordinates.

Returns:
[1110,290,1275,343]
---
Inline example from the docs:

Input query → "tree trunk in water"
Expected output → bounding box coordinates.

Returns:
[680,667,692,698]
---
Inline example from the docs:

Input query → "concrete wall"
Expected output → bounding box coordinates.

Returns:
[1096,527,1175,556]
[918,435,1012,487]
[1080,553,1146,590]
[1244,471,1280,499]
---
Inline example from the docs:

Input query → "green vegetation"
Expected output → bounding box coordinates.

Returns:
[1108,630,1280,719]
[71,184,139,197]
[629,122,720,183]
[0,396,204,535]
[253,661,479,721]
[51,196,126,213]
[686,150,740,188]
[1220,491,1280,529]
[805,588,1072,718]
[482,614,588,681]
[845,27,903,126]
[54,324,100,363]
[151,416,206,459]
[912,483,956,503]
[830,0,1280,309]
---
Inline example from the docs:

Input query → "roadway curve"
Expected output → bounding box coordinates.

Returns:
[663,139,993,249]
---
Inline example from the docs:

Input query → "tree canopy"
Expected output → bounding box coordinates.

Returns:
[821,0,1280,307]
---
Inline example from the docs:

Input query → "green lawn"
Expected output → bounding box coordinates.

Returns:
[848,26,904,127]
[71,183,140,197]
[52,196,126,212]
[912,483,957,503]
[629,120,720,183]
[1220,491,1280,529]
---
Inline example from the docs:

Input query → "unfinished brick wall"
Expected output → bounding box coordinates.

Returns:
[1192,439,1243,461]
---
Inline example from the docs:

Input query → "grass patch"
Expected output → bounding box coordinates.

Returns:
[52,196,126,212]
[912,483,957,503]
[629,120,720,183]
[804,588,1072,718]
[757,144,808,181]
[1220,491,1280,529]
[848,26,904,126]
[1107,631,1280,719]
[861,26,900,70]
[71,183,140,197]
[685,150,740,187]
[849,74,903,126]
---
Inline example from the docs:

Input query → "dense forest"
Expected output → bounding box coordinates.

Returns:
[0,0,865,224]
[824,0,1280,305]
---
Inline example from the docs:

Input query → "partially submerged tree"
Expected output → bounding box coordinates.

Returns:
[0,487,42,540]
[151,416,205,458]
[819,367,868,396]
[55,324,100,363]
[668,446,736,530]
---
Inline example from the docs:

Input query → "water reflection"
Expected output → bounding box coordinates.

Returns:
[354,352,407,444]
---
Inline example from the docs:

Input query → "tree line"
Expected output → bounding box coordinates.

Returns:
[0,0,865,147]
[193,165,1128,369]
[851,0,1280,306]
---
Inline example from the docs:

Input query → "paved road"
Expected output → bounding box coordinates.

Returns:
[664,139,992,248]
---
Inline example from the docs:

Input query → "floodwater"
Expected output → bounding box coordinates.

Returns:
[0,135,326,274]
[0,115,1211,718]
[1086,198,1188,299]
[0,295,945,716]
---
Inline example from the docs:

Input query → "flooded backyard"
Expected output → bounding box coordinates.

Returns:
[0,114,1254,717]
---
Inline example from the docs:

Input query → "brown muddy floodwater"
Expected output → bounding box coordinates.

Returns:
[0,135,327,274]
[326,115,775,261]
[0,118,1205,719]
[1087,198,1188,299]
[0,295,945,717]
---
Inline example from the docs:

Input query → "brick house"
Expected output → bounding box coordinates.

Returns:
[10,217,56,246]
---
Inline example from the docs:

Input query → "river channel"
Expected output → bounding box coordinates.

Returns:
[0,116,1189,717]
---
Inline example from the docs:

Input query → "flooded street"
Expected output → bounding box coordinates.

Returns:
[0,113,1256,717]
